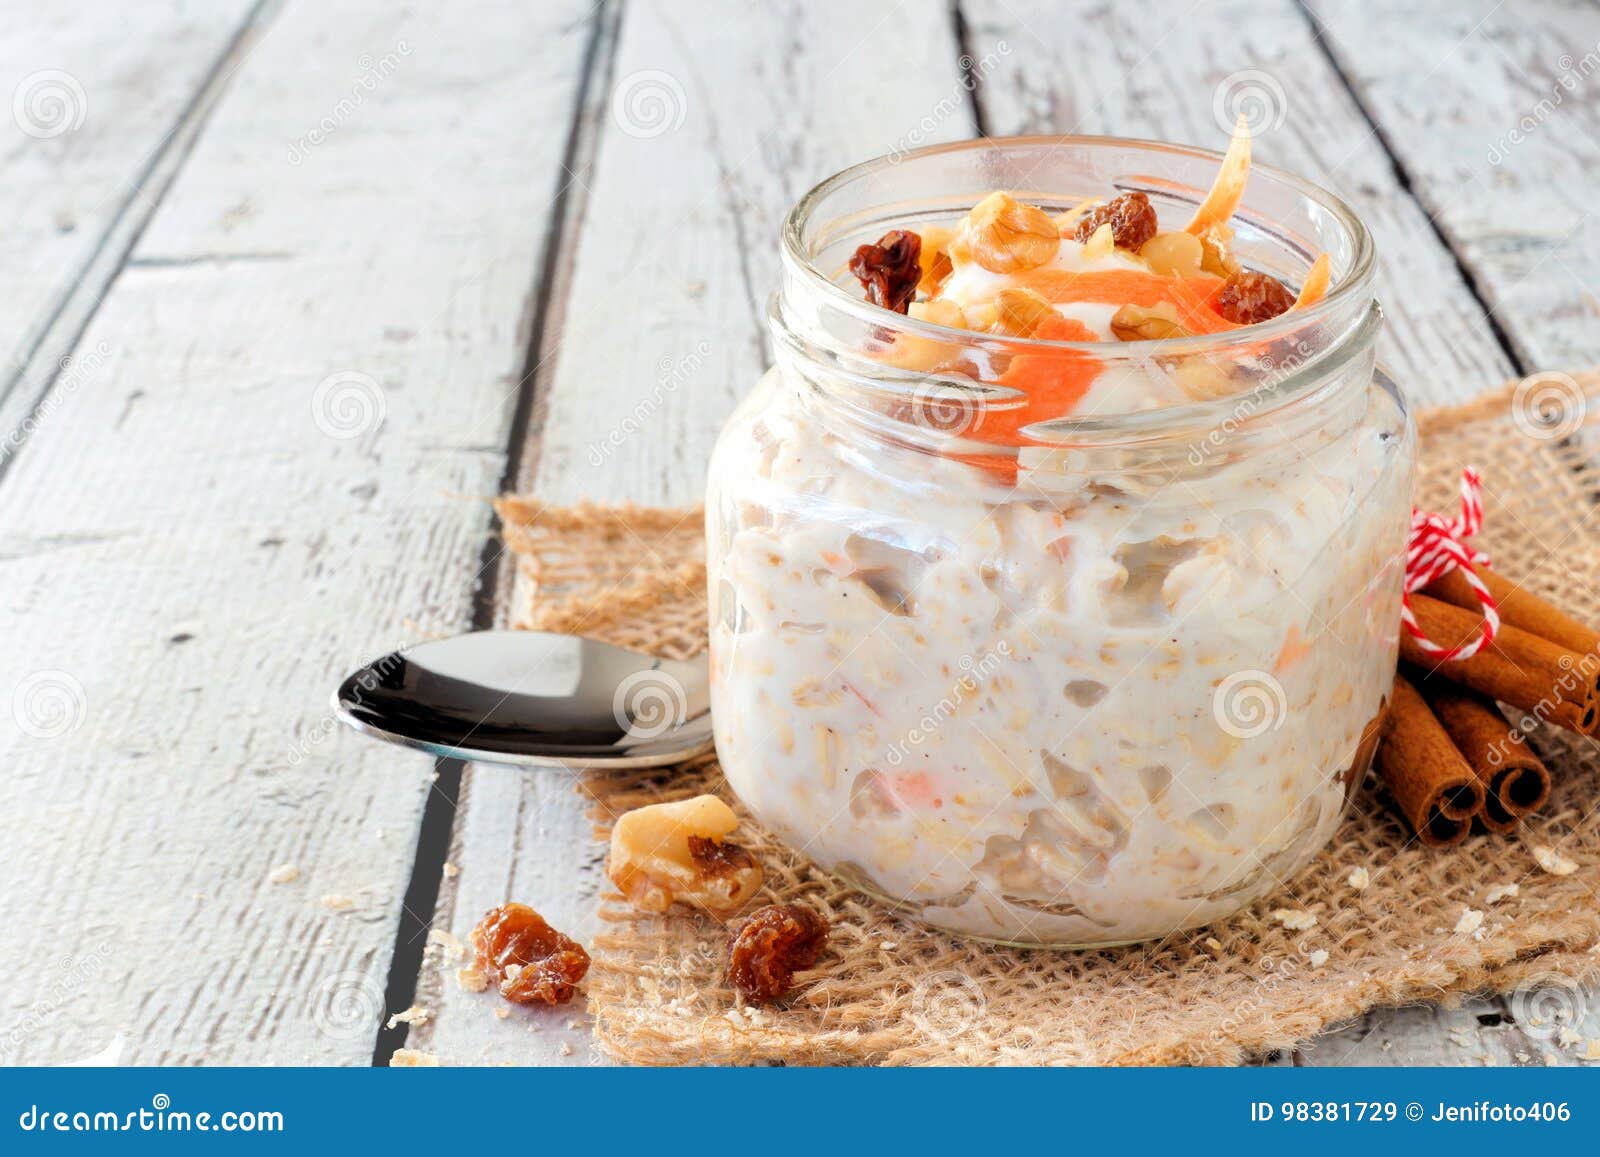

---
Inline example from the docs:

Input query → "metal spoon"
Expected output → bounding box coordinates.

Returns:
[333,630,712,768]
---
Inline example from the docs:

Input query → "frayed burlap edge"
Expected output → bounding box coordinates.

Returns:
[498,372,1600,1066]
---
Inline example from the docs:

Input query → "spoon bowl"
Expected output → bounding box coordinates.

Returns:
[333,630,713,768]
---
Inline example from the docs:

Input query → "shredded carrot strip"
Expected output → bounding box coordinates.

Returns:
[1291,253,1332,310]
[1053,198,1095,234]
[1274,624,1315,672]
[952,315,1105,482]
[1185,115,1252,236]
[1012,269,1238,336]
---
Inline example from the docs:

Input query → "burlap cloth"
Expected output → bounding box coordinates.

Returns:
[497,374,1600,1065]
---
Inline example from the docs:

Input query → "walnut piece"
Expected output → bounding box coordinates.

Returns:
[994,287,1057,336]
[908,298,966,329]
[1138,230,1204,277]
[608,794,764,914]
[1110,301,1193,342]
[960,192,1059,274]
[916,225,956,296]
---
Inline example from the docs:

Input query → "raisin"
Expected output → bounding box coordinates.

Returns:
[1073,192,1158,251]
[470,903,590,1006]
[727,903,829,1002]
[687,835,758,879]
[1213,270,1295,325]
[849,229,922,314]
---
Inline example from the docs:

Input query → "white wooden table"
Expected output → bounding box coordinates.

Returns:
[4,0,1598,1067]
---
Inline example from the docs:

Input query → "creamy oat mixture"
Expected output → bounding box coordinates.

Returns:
[706,126,1410,944]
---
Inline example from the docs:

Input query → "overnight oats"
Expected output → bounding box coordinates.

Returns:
[706,128,1414,946]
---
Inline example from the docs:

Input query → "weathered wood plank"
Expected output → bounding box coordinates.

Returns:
[416,0,978,1065]
[0,0,261,435]
[962,0,1516,403]
[1308,0,1600,371]
[1300,0,1600,1066]
[0,0,596,1064]
[1303,996,1569,1067]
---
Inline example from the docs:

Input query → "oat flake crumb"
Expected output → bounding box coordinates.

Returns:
[267,863,300,885]
[1272,908,1317,931]
[428,928,467,959]
[493,1007,510,1020]
[1532,845,1579,876]
[456,966,488,993]
[1454,908,1484,935]
[320,894,356,912]
[558,1041,574,1057]
[1204,936,1224,952]
[1557,1026,1583,1049]
[1308,949,1329,968]
[442,862,459,878]
[1346,867,1370,890]
[1584,1039,1600,1061]
[390,1048,440,1067]
[1484,883,1519,904]
[386,1005,430,1030]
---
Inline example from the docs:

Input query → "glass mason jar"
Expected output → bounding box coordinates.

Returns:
[705,137,1414,947]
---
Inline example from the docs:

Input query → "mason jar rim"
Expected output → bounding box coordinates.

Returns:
[776,133,1380,439]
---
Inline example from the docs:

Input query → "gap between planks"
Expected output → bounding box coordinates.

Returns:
[1293,0,1528,376]
[369,0,622,1068]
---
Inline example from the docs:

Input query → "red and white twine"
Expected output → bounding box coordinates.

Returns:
[1401,467,1499,661]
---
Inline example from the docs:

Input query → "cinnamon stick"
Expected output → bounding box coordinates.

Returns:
[1412,673,1551,833]
[1427,563,1600,658]
[1375,673,1485,847]
[1398,594,1600,735]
